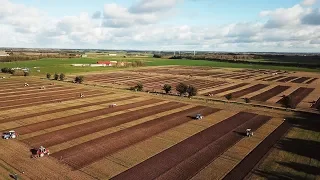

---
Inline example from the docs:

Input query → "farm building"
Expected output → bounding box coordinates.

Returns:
[0,51,10,57]
[97,61,119,66]
[90,64,106,67]
[97,61,112,66]
[108,53,117,56]
[81,54,88,58]
[71,64,90,67]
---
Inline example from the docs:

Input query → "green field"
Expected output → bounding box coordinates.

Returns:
[252,114,320,179]
[0,56,319,77]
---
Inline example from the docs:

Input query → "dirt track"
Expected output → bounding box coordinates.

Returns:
[306,78,318,84]
[204,83,249,95]
[0,87,91,102]
[0,86,67,96]
[250,85,290,102]
[231,84,269,98]
[13,99,163,134]
[51,106,219,169]
[291,77,311,83]
[0,89,101,107]
[111,112,271,180]
[223,121,291,180]
[23,101,186,147]
[0,91,105,111]
[0,93,130,124]
[277,76,298,82]
[311,98,320,109]
[264,76,286,81]
[277,87,314,107]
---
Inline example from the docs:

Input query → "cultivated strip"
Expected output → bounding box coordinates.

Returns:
[111,112,271,180]
[51,106,219,169]
[223,122,291,180]
[250,85,290,102]
[23,101,187,147]
[13,99,163,134]
[205,83,249,96]
[229,84,269,98]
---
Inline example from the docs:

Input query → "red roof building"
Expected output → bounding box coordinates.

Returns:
[97,61,111,65]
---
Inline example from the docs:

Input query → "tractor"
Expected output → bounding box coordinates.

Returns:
[195,114,203,120]
[2,130,18,139]
[31,146,50,158]
[109,104,117,108]
[246,129,253,137]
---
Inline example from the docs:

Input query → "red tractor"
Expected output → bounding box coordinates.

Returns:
[31,146,50,158]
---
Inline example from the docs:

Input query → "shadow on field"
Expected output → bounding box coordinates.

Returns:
[277,162,320,176]
[252,169,306,180]
[250,112,320,179]
[275,138,320,161]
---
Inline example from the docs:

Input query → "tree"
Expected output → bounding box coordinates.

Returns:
[46,73,51,79]
[59,73,65,81]
[176,83,188,96]
[54,73,59,80]
[162,84,172,94]
[1,67,10,73]
[135,83,143,91]
[225,93,232,100]
[75,76,84,84]
[282,95,295,108]
[135,60,144,67]
[24,71,30,76]
[244,98,250,103]
[153,54,162,58]
[187,85,198,98]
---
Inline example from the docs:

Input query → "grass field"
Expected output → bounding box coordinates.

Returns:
[1,56,319,77]
[250,114,320,179]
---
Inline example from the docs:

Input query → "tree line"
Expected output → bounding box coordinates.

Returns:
[130,82,198,98]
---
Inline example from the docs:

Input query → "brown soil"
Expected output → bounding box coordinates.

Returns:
[306,78,318,84]
[13,99,163,134]
[111,112,271,180]
[277,76,299,82]
[0,91,105,111]
[0,89,101,108]
[0,93,129,124]
[23,101,186,147]
[277,87,314,107]
[51,106,219,169]
[230,84,269,98]
[223,121,291,180]
[291,77,312,83]
[250,85,290,102]
[264,76,286,81]
[204,83,249,96]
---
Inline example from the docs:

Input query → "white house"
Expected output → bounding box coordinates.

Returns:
[108,54,117,56]
[71,64,90,67]
[90,64,107,67]
[81,54,88,58]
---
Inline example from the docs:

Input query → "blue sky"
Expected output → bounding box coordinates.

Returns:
[1,0,320,51]
[12,0,314,24]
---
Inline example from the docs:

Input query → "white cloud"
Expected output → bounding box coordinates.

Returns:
[260,5,310,28]
[301,8,320,25]
[301,0,317,6]
[0,0,320,52]
[129,0,181,13]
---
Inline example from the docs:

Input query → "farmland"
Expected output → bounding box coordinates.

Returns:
[0,63,319,179]
[82,66,320,112]
[1,55,320,77]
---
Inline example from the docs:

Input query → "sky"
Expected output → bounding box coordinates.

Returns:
[1,0,320,52]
